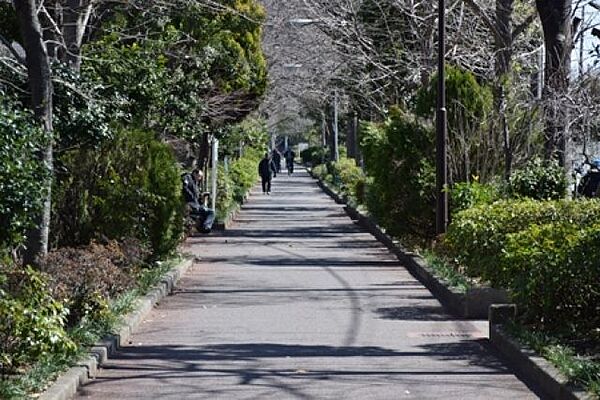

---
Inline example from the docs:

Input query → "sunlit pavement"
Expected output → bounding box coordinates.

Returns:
[76,167,542,399]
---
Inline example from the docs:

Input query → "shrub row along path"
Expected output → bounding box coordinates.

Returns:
[76,167,541,399]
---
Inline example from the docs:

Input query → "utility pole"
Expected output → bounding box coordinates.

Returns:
[436,0,448,235]
[332,89,340,162]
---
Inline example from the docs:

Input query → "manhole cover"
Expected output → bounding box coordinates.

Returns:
[407,331,486,339]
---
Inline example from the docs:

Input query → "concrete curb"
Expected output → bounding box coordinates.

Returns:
[39,257,194,400]
[310,168,594,400]
[488,306,592,400]
[311,173,507,319]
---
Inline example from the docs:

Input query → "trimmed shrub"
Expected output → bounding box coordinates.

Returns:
[503,223,600,331]
[52,129,184,257]
[229,148,261,202]
[361,107,435,239]
[415,65,493,182]
[0,266,75,376]
[445,199,600,286]
[300,146,327,166]
[327,158,366,203]
[450,180,500,215]
[509,158,567,200]
[216,165,236,220]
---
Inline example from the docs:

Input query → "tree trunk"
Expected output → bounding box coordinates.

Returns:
[496,0,514,180]
[536,0,572,166]
[62,0,94,72]
[14,0,54,266]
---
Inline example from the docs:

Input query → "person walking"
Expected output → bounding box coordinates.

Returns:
[258,153,274,194]
[284,148,296,175]
[272,149,282,174]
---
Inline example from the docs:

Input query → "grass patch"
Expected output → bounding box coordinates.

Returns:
[507,323,600,397]
[421,250,472,293]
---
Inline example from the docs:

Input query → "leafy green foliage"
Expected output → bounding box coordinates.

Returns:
[0,96,48,251]
[220,119,269,157]
[84,0,267,139]
[52,129,184,257]
[52,64,113,151]
[445,199,600,284]
[0,3,19,43]
[445,199,600,332]
[504,223,600,330]
[300,146,327,166]
[0,266,75,376]
[361,108,436,239]
[509,158,567,200]
[450,180,501,215]
[229,148,261,202]
[325,158,366,204]
[416,65,493,181]
[216,165,236,221]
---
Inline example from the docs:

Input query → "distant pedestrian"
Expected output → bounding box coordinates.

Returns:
[258,153,274,194]
[272,149,282,173]
[284,148,296,175]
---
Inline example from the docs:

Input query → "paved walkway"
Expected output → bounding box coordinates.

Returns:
[76,167,541,399]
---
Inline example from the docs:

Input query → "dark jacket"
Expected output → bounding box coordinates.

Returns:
[181,173,199,203]
[258,158,273,179]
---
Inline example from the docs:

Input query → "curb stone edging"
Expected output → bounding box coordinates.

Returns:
[39,257,194,400]
[312,167,594,399]
[310,171,507,319]
[488,305,592,400]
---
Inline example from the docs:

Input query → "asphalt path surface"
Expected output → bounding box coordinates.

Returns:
[76,167,541,399]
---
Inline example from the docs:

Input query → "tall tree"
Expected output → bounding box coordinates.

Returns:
[13,0,54,266]
[536,0,572,165]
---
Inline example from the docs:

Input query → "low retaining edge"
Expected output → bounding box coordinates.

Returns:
[39,257,194,400]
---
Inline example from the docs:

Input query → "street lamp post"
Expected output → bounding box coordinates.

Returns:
[332,89,339,162]
[436,0,448,235]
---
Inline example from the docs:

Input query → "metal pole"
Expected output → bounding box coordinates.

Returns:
[333,89,339,162]
[436,0,448,235]
[211,138,218,211]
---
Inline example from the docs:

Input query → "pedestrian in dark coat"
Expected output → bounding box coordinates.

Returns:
[258,153,273,194]
[272,149,282,173]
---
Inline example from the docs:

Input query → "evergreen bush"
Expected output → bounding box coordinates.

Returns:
[52,129,184,257]
[445,199,600,286]
[361,107,435,239]
[0,97,48,252]
[509,158,567,200]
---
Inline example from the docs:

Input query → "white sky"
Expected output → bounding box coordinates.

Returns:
[573,1,600,74]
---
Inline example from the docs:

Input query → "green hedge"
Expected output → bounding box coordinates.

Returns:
[312,158,365,204]
[509,158,567,200]
[504,223,600,330]
[445,199,600,330]
[300,146,327,166]
[229,148,261,202]
[361,108,435,239]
